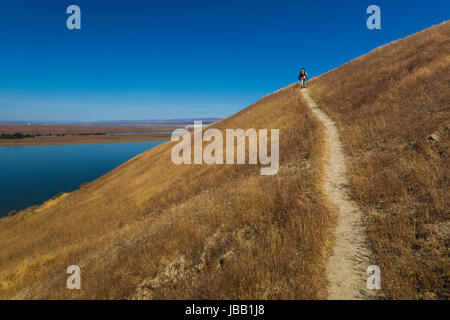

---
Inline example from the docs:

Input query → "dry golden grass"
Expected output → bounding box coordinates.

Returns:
[309,21,450,299]
[0,85,335,299]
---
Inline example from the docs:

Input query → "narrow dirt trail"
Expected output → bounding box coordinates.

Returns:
[301,89,375,300]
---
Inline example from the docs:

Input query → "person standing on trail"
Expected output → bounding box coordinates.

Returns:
[298,67,308,89]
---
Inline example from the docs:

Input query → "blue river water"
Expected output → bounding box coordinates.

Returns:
[0,141,165,217]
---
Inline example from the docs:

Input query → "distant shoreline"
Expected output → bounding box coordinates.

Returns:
[0,134,170,148]
[0,124,176,146]
[0,133,171,146]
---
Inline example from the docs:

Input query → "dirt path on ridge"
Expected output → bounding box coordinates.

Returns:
[301,88,376,300]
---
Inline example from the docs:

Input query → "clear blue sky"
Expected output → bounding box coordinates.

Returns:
[0,0,448,121]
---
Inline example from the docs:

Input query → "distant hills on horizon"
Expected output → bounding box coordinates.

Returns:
[0,118,223,125]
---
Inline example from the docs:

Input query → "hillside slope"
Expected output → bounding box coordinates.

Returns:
[309,21,449,299]
[2,22,448,300]
[0,85,335,299]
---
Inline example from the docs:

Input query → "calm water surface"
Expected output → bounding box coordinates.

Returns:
[0,141,165,217]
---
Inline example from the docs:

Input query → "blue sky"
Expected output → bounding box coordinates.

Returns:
[0,0,448,121]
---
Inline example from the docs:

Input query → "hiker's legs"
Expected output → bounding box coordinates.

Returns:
[301,77,306,88]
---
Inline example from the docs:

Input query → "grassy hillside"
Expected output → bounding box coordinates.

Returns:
[0,86,335,299]
[309,21,449,299]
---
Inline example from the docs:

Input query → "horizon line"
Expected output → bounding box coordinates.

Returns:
[0,118,223,124]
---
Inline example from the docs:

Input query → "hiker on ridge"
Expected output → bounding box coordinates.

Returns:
[298,67,308,89]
